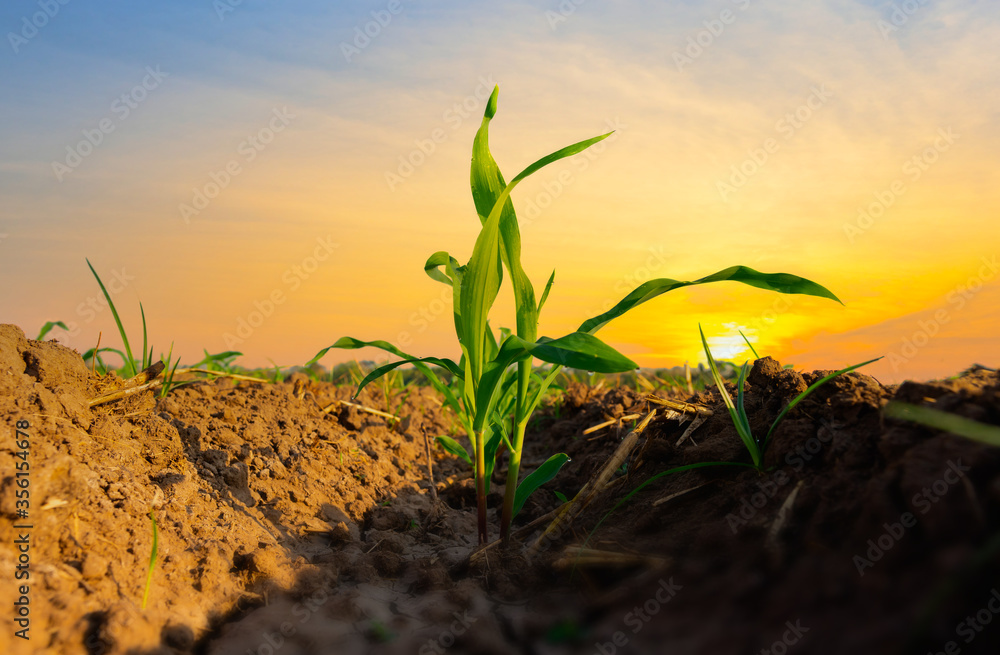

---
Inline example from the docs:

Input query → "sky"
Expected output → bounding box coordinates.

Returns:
[1,0,997,383]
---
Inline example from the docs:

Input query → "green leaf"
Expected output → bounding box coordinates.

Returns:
[353,355,463,399]
[529,333,637,372]
[470,85,539,345]
[424,251,469,353]
[512,453,570,518]
[583,461,755,554]
[537,270,556,315]
[700,325,760,468]
[142,509,159,610]
[579,266,842,335]
[36,321,68,341]
[739,330,759,359]
[193,351,243,369]
[762,356,882,449]
[884,402,1000,448]
[435,436,473,465]
[462,86,612,385]
[473,332,636,431]
[87,258,138,376]
[735,361,752,437]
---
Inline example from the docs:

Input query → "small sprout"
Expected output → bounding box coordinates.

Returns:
[141,509,158,610]
[699,324,881,469]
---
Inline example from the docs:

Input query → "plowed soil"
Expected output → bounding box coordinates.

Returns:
[1,323,999,655]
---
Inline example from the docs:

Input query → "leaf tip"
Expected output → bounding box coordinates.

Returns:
[485,85,499,119]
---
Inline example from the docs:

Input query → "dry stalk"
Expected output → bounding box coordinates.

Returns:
[675,415,708,447]
[553,546,669,570]
[88,361,165,407]
[319,398,399,423]
[583,413,643,436]
[528,409,656,554]
[767,480,804,549]
[645,394,713,417]
[652,482,710,508]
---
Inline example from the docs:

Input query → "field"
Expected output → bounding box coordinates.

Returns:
[1,322,999,655]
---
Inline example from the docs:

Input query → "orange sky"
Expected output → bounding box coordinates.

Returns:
[2,1,997,383]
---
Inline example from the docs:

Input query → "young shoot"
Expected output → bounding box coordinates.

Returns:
[312,84,847,546]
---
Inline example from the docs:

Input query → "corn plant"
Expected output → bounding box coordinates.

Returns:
[312,85,843,545]
[699,324,881,468]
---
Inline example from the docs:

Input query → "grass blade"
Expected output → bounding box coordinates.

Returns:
[583,461,755,552]
[735,361,752,436]
[700,325,759,468]
[884,402,1000,447]
[141,509,158,610]
[140,303,150,369]
[36,321,68,341]
[762,356,882,450]
[86,258,137,376]
[739,330,759,359]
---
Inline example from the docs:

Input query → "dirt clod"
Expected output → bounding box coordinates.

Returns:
[1,325,999,654]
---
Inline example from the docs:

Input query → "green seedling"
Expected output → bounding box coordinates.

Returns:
[86,259,152,377]
[158,343,183,398]
[193,349,242,372]
[312,85,843,545]
[885,402,1000,447]
[141,509,158,610]
[699,324,881,469]
[580,338,881,564]
[35,320,69,341]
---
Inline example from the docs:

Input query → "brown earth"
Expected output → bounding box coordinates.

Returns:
[1,323,999,655]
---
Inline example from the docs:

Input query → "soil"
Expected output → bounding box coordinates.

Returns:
[1,322,999,655]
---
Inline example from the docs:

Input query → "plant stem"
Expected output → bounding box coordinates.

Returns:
[475,428,488,545]
[499,420,528,543]
[500,362,532,543]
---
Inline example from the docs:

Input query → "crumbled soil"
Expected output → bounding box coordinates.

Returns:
[1,323,999,655]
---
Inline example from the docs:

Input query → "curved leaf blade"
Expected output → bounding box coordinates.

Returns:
[436,436,473,465]
[763,356,883,449]
[884,401,1000,447]
[512,453,570,519]
[579,266,841,335]
[36,320,69,341]
[471,85,538,343]
[700,325,760,468]
[353,355,463,399]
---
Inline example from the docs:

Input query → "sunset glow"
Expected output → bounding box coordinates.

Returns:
[2,0,997,382]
